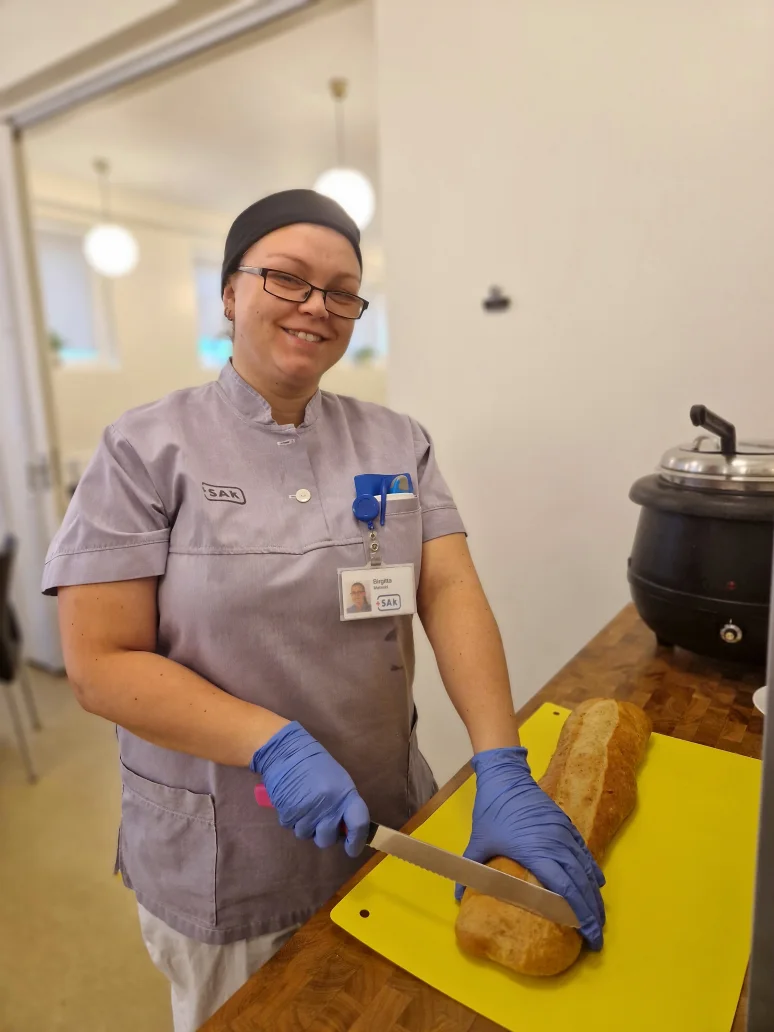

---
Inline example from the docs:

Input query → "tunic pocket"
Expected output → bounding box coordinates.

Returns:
[368,496,423,569]
[118,760,217,928]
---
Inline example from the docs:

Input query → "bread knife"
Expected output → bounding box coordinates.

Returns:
[254,785,578,927]
[365,822,580,928]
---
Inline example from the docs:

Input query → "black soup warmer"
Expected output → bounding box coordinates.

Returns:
[628,406,774,665]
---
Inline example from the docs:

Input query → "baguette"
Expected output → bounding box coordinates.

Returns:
[455,698,652,976]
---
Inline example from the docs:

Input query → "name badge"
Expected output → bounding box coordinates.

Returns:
[339,564,417,621]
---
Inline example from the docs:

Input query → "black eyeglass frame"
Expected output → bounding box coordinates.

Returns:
[237,266,369,320]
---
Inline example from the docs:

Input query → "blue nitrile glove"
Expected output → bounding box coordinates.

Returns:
[250,722,370,859]
[455,746,607,951]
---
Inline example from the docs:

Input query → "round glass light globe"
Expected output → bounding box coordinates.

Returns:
[313,168,375,230]
[83,223,139,277]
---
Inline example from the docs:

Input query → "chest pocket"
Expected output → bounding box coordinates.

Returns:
[362,495,423,570]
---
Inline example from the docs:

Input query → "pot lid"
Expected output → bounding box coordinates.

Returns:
[658,405,774,491]
[660,437,774,492]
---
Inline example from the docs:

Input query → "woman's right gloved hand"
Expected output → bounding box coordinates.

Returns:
[250,722,370,858]
[457,746,606,950]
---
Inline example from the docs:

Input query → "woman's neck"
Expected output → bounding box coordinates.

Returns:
[232,356,318,427]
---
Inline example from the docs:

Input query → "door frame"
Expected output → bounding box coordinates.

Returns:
[0,122,66,668]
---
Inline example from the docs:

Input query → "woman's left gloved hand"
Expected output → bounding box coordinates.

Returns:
[456,746,606,950]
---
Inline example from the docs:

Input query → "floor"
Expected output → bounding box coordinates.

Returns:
[0,667,170,1032]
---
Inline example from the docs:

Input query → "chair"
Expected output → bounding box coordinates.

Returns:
[0,534,41,783]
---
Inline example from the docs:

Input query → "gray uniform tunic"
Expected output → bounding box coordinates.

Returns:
[42,361,465,944]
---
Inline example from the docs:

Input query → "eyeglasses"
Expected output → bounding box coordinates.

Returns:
[238,266,369,320]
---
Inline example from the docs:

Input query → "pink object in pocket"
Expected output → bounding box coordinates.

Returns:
[254,784,272,808]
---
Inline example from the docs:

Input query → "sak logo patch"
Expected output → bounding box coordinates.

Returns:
[202,482,246,505]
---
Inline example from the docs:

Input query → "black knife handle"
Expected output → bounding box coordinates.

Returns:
[340,820,379,846]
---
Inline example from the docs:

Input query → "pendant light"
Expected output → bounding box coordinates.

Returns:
[313,78,375,231]
[83,158,139,278]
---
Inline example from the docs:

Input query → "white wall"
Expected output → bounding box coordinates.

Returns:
[29,170,386,472]
[376,0,774,782]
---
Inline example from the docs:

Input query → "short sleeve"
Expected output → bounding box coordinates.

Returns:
[410,418,466,542]
[41,424,170,596]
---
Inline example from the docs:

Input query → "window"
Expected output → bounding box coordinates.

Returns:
[346,291,388,366]
[36,228,105,365]
[194,258,232,369]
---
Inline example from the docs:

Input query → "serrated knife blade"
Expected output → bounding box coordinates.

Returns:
[367,822,580,928]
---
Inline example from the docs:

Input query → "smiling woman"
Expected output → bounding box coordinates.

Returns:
[43,187,602,1032]
[220,192,366,424]
[222,224,362,424]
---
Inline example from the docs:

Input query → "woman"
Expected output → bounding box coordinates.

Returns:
[43,190,604,1031]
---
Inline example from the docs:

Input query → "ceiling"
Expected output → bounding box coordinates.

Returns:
[22,0,379,236]
[0,0,177,91]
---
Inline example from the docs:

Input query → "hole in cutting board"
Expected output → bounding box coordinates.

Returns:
[553,711,560,716]
[359,909,370,918]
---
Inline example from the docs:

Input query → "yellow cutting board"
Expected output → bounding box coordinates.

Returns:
[332,704,761,1032]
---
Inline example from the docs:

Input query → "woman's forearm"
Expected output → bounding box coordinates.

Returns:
[59,579,289,766]
[418,535,520,753]
[72,648,289,766]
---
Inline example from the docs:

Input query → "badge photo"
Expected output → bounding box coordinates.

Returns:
[339,565,417,621]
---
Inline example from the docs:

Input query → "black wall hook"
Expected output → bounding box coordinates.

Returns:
[482,286,511,312]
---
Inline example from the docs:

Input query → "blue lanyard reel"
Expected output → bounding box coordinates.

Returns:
[352,473,414,528]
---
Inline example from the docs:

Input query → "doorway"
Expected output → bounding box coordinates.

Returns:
[22,0,384,497]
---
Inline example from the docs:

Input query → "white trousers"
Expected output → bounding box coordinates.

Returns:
[138,904,298,1032]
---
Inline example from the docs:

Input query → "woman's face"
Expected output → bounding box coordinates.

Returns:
[224,223,362,391]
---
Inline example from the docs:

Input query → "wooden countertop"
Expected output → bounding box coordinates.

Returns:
[202,606,764,1032]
